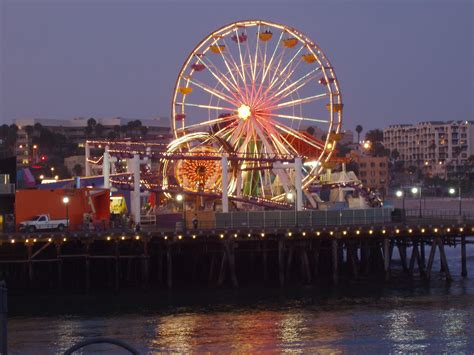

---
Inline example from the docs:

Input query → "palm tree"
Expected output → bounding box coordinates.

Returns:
[355,125,363,143]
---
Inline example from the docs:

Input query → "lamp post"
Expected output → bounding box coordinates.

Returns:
[62,196,70,231]
[411,187,422,219]
[449,185,462,216]
[176,193,185,233]
[395,189,405,222]
[286,191,297,227]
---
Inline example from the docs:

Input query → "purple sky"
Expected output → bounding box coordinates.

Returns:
[1,1,472,132]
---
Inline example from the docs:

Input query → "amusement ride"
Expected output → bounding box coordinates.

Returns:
[84,20,379,224]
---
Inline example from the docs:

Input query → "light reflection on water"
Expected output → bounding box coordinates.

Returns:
[7,247,474,353]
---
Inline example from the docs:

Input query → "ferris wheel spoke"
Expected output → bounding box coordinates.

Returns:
[175,102,234,112]
[221,37,246,85]
[272,113,328,124]
[274,123,325,149]
[195,55,239,97]
[186,77,238,106]
[177,114,238,131]
[261,30,285,86]
[269,93,328,110]
[234,28,247,88]
[271,45,305,87]
[273,66,322,99]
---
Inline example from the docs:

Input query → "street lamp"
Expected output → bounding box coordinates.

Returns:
[286,191,297,226]
[411,187,422,218]
[176,193,185,232]
[62,196,70,230]
[395,189,405,209]
[449,186,462,216]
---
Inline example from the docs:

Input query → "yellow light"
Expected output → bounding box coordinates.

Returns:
[343,231,347,235]
[408,229,413,233]
[164,236,168,240]
[11,239,15,244]
[302,232,306,236]
[48,238,52,242]
[330,231,334,236]
[316,231,321,236]
[460,227,464,232]
[135,235,140,240]
[446,228,451,232]
[369,230,373,235]
[63,238,67,242]
[107,236,111,241]
[237,104,251,120]
[26,239,29,243]
[363,141,371,149]
[33,238,37,243]
[121,236,125,240]
[288,232,292,237]
[247,233,251,237]
[327,142,333,149]
[396,229,400,234]
[220,234,224,239]
[261,233,265,237]
[434,228,438,233]
[234,234,238,238]
[421,228,425,233]
[178,235,182,240]
[39,174,44,180]
[192,235,196,239]
[382,230,386,234]
[356,230,360,235]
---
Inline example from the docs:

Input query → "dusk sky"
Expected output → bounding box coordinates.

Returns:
[1,0,472,132]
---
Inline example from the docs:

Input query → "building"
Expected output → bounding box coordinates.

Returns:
[348,151,389,193]
[383,121,474,177]
[12,116,171,167]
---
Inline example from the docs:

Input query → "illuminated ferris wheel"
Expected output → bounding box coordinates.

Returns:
[166,20,343,203]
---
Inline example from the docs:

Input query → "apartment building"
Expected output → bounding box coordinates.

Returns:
[383,121,474,176]
[348,151,389,193]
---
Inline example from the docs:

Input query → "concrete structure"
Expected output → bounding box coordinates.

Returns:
[64,155,85,176]
[384,121,474,177]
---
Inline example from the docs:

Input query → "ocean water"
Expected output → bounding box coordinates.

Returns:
[7,245,474,354]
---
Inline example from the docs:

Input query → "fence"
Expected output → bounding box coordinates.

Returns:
[214,207,393,229]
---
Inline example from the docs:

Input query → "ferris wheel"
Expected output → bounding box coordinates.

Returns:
[166,20,342,204]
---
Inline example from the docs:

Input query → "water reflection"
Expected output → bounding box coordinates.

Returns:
[386,309,427,352]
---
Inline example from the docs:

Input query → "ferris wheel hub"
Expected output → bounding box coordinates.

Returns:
[237,104,251,120]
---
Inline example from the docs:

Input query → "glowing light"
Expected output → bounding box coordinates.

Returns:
[135,235,140,240]
[178,235,182,240]
[329,231,334,236]
[421,228,425,233]
[220,234,224,239]
[382,230,386,234]
[411,187,419,195]
[408,229,413,233]
[192,235,196,239]
[62,196,70,204]
[316,231,321,236]
[356,230,360,235]
[395,190,403,198]
[434,228,438,233]
[448,188,456,195]
[11,239,15,244]
[176,194,184,202]
[121,236,125,240]
[363,141,371,149]
[237,104,251,120]
[261,233,265,237]
[63,238,67,242]
[107,236,111,241]
[446,228,451,232]
[369,230,373,235]
[288,232,292,237]
[459,227,464,232]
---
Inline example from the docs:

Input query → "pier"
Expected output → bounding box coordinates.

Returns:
[0,211,472,292]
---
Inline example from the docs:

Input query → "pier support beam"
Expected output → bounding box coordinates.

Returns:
[461,235,467,277]
[383,238,391,280]
[278,238,285,287]
[332,239,338,285]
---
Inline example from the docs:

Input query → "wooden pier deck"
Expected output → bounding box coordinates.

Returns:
[0,221,472,291]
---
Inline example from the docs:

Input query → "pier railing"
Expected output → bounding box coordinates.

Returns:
[214,208,393,229]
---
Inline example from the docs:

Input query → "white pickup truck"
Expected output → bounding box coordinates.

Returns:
[19,214,68,233]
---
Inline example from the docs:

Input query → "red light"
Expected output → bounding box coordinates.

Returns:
[41,156,46,161]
